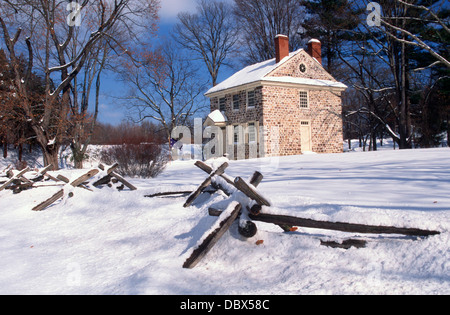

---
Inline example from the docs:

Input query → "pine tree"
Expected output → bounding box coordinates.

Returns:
[300,0,362,76]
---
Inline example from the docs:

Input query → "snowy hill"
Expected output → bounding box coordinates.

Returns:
[0,148,449,294]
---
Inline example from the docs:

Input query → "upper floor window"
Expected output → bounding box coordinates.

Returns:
[219,97,226,111]
[299,91,309,108]
[233,94,240,111]
[247,90,255,109]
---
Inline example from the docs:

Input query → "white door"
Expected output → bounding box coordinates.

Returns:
[300,121,312,152]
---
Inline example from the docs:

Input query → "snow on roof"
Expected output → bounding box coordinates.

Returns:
[205,48,347,96]
[261,76,347,89]
[205,49,303,96]
[207,109,227,123]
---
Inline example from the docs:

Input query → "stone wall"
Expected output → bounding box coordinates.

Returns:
[261,86,343,156]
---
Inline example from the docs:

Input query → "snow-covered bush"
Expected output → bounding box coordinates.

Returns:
[100,144,168,178]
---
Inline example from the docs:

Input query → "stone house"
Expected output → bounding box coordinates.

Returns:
[204,35,347,160]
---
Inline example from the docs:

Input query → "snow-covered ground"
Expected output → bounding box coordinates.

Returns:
[0,147,449,295]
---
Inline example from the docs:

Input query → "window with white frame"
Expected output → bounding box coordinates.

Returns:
[219,97,226,111]
[299,91,309,108]
[233,94,240,111]
[233,125,240,144]
[248,122,257,143]
[247,90,255,109]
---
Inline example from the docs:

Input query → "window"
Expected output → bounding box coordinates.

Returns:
[233,94,240,111]
[299,91,308,108]
[247,90,255,109]
[248,122,256,143]
[299,63,307,73]
[233,125,240,144]
[219,97,226,111]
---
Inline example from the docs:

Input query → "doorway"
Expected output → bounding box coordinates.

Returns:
[300,121,312,152]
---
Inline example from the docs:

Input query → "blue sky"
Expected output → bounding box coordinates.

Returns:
[98,0,199,125]
[98,0,236,125]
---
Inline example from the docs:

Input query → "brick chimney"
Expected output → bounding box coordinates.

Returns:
[275,34,289,63]
[307,39,322,65]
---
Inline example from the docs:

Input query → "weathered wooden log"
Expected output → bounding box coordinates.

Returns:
[208,207,223,217]
[208,206,262,238]
[207,170,264,217]
[249,171,263,187]
[33,190,65,211]
[32,168,100,211]
[248,212,440,237]
[238,220,258,238]
[320,239,367,249]
[184,162,228,208]
[247,203,262,216]
[97,163,137,190]
[208,171,267,236]
[145,191,193,198]
[56,174,92,192]
[0,167,30,192]
[56,174,70,183]
[92,174,112,187]
[29,164,54,182]
[94,163,118,186]
[1,164,12,174]
[108,171,137,191]
[12,182,34,194]
[195,161,234,186]
[44,173,60,182]
[205,169,267,237]
[19,175,33,184]
[183,203,242,269]
[234,177,271,207]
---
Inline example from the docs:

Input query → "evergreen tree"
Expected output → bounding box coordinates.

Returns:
[300,0,362,76]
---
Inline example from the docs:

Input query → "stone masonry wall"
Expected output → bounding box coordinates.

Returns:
[262,86,343,156]
[267,50,336,81]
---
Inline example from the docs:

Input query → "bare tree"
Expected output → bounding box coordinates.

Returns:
[379,0,449,69]
[119,41,208,143]
[67,2,159,169]
[301,0,362,76]
[173,0,239,87]
[0,0,160,169]
[233,0,306,64]
[340,0,449,150]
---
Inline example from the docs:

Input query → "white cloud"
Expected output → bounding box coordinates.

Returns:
[159,0,198,21]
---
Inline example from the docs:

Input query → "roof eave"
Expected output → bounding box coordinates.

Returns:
[205,79,347,98]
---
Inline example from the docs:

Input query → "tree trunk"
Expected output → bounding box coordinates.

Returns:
[2,138,7,159]
[398,5,412,150]
[18,143,23,162]
[71,142,84,169]
[42,146,59,170]
[447,114,449,147]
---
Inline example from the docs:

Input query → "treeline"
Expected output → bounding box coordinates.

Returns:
[90,121,167,146]
[0,0,159,169]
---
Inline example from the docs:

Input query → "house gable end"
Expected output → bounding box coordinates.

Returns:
[265,49,335,82]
